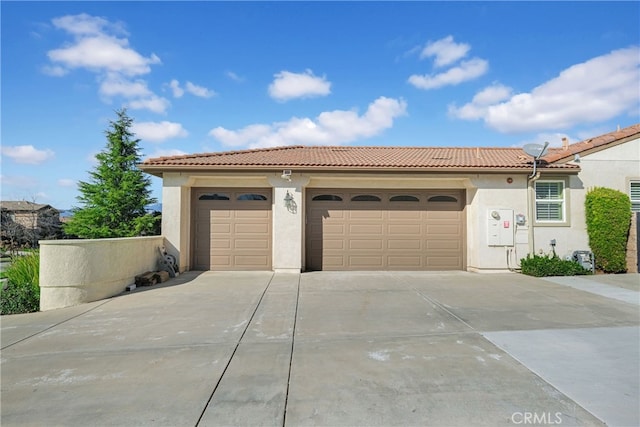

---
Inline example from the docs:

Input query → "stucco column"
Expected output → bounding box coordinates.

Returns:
[162,173,191,272]
[268,174,310,273]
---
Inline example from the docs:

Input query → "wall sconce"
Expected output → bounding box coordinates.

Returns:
[284,190,297,214]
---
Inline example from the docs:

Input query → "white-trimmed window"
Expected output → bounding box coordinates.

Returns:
[630,180,640,212]
[535,180,565,222]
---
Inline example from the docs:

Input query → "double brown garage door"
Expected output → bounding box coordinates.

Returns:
[306,189,465,271]
[192,187,465,271]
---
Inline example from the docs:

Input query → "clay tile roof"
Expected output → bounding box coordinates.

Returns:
[542,123,640,163]
[140,145,579,173]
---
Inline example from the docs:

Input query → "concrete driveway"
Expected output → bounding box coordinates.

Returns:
[1,271,638,426]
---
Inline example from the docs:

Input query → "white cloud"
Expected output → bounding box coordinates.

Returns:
[168,79,184,98]
[99,74,153,98]
[448,83,512,120]
[420,35,471,68]
[41,65,69,76]
[185,81,216,98]
[268,69,331,101]
[145,148,188,159]
[1,145,55,165]
[166,80,215,98]
[226,71,244,82]
[58,178,76,187]
[209,96,407,149]
[47,34,160,76]
[133,121,188,142]
[0,174,39,189]
[408,58,488,90]
[128,96,171,114]
[450,46,640,133]
[514,133,574,149]
[52,13,126,37]
[45,14,166,114]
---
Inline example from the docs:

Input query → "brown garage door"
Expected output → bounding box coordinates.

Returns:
[192,188,272,270]
[306,189,465,271]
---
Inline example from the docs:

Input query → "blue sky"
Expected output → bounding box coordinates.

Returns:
[2,1,639,209]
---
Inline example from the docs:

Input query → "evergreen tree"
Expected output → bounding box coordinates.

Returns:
[65,109,158,238]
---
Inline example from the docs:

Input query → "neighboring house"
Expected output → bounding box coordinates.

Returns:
[139,124,640,273]
[0,201,62,247]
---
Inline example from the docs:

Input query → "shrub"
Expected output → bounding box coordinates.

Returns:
[585,187,632,273]
[1,252,40,315]
[520,253,591,277]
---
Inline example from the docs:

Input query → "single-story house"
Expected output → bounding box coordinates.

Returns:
[0,201,62,246]
[139,124,640,273]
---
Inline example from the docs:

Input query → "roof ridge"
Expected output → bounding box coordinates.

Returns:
[544,123,640,163]
[291,145,525,150]
[144,145,306,162]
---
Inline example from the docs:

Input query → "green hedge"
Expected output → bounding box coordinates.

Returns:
[585,187,631,273]
[1,252,40,315]
[520,253,591,277]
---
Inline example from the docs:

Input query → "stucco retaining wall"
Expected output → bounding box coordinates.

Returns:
[39,236,165,311]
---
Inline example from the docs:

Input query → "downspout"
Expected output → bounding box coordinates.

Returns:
[527,170,541,255]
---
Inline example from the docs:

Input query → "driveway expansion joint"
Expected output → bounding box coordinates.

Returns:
[194,272,275,427]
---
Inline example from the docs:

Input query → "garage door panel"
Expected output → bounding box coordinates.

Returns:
[193,188,272,271]
[235,223,269,234]
[234,255,269,267]
[210,210,232,218]
[349,256,384,268]
[234,239,269,249]
[235,210,270,218]
[323,240,344,250]
[211,255,232,267]
[211,223,231,233]
[427,256,462,268]
[211,239,231,249]
[426,224,461,235]
[324,224,345,234]
[388,239,422,250]
[312,209,343,220]
[427,240,461,250]
[350,224,384,235]
[388,256,422,268]
[306,189,464,271]
[323,256,346,268]
[349,239,383,250]
[388,224,421,234]
[388,210,421,220]
[349,210,384,220]
[427,211,461,220]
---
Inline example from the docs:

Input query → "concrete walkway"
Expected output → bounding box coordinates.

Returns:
[1,271,638,426]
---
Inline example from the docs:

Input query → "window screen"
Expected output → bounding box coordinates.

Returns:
[535,181,564,221]
[630,181,640,212]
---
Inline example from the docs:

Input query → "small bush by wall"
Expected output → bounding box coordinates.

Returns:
[585,187,632,273]
[520,253,591,277]
[1,252,40,315]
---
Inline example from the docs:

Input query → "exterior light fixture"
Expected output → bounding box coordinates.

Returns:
[284,191,297,214]
[281,169,292,181]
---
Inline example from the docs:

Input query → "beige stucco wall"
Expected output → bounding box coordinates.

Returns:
[162,171,541,272]
[157,138,638,274]
[534,136,639,262]
[39,236,164,311]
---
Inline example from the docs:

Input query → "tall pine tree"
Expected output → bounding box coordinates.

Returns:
[65,109,158,238]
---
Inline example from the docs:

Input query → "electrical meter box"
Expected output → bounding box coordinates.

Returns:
[487,209,515,246]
